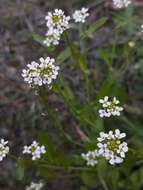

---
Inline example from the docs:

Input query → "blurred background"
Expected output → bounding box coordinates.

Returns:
[0,0,143,189]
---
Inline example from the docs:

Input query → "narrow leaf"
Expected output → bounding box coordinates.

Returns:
[32,33,45,44]
[56,47,71,64]
[32,33,55,51]
[81,17,107,39]
[17,158,25,180]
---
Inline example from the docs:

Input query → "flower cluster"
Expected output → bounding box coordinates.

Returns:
[43,8,89,47]
[113,0,131,8]
[22,57,59,88]
[26,182,44,190]
[0,139,9,161]
[45,9,70,33]
[97,129,128,165]
[43,29,60,47]
[81,150,99,166]
[72,7,89,23]
[44,9,70,47]
[23,141,46,160]
[98,96,123,117]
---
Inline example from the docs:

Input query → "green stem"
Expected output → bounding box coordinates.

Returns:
[8,154,17,160]
[8,152,96,173]
[111,28,119,65]
[36,161,95,172]
[37,87,83,147]
[64,32,91,100]
[99,175,109,190]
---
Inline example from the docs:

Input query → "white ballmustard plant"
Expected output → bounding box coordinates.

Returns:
[72,7,89,23]
[0,139,9,161]
[113,0,131,8]
[81,150,99,166]
[26,182,44,190]
[98,96,123,117]
[23,141,46,160]
[97,129,128,165]
[45,9,70,34]
[22,57,59,88]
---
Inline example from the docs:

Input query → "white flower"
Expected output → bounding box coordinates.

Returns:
[23,145,31,154]
[113,0,131,8]
[23,141,46,161]
[128,41,135,47]
[141,24,143,33]
[73,7,89,23]
[114,129,126,139]
[22,57,59,88]
[45,9,70,34]
[26,182,44,190]
[98,96,123,118]
[81,150,99,166]
[97,129,128,165]
[0,139,9,161]
[99,96,110,107]
[43,28,60,47]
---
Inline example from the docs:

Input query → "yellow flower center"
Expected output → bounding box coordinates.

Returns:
[107,102,116,112]
[40,66,52,76]
[31,146,37,153]
[53,15,61,24]
[107,139,120,152]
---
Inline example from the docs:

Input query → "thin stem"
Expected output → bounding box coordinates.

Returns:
[8,153,96,173]
[111,28,119,65]
[8,154,17,160]
[37,87,83,147]
[65,32,91,100]
[35,161,95,172]
[99,175,109,190]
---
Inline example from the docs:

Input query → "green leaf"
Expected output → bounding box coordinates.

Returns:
[32,33,45,44]
[97,158,109,189]
[81,172,98,188]
[97,158,108,179]
[99,48,111,66]
[38,132,57,164]
[17,158,25,180]
[80,186,88,190]
[38,132,70,167]
[89,118,103,140]
[32,33,55,51]
[68,101,97,129]
[81,17,107,39]
[37,165,57,180]
[56,47,71,64]
[110,84,126,104]
[96,77,126,104]
[70,43,89,77]
[109,169,119,190]
[96,78,113,101]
